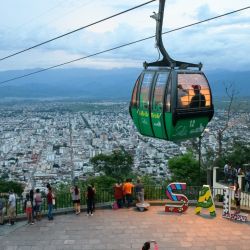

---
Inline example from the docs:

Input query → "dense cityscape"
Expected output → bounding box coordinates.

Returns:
[0,100,249,193]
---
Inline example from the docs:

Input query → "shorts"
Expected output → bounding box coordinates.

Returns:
[8,206,16,218]
[35,204,41,212]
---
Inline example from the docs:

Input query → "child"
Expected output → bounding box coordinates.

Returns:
[24,194,33,225]
[142,240,158,250]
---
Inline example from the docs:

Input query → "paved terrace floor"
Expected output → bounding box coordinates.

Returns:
[0,206,250,250]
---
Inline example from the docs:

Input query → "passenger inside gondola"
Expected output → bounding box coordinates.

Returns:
[189,84,206,108]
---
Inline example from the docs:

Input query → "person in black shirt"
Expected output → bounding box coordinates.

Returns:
[86,185,95,216]
[189,85,206,108]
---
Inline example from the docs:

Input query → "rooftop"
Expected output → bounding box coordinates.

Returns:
[0,206,250,250]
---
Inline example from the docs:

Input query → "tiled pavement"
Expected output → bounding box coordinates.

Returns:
[0,206,250,250]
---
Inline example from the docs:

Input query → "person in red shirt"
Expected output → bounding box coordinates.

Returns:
[123,179,134,208]
[47,187,53,220]
[114,182,123,208]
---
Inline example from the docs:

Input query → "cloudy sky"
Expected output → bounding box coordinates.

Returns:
[0,0,250,72]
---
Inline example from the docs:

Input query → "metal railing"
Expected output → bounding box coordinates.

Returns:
[1,185,250,217]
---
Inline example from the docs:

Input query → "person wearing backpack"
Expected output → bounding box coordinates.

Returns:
[24,193,33,225]
[34,189,42,221]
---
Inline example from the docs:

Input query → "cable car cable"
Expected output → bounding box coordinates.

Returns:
[0,0,156,62]
[0,5,249,85]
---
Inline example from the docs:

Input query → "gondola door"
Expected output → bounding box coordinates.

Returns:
[151,71,169,139]
[137,72,155,137]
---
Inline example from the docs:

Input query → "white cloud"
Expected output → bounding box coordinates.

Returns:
[0,0,249,71]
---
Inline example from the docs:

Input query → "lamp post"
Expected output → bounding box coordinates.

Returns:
[198,135,202,187]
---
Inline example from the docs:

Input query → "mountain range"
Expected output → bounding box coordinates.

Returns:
[0,68,249,99]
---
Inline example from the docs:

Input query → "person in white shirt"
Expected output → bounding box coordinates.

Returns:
[8,190,16,225]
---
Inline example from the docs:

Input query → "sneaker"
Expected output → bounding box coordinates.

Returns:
[85,214,89,216]
[7,223,12,226]
[90,213,93,216]
[31,222,34,225]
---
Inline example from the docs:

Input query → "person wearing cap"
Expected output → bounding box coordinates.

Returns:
[189,85,206,108]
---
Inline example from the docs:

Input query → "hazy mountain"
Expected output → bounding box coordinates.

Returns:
[0,68,249,99]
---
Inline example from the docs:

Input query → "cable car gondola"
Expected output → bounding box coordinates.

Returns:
[129,0,214,141]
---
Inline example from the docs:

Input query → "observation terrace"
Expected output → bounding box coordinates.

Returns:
[1,185,250,249]
[0,206,250,250]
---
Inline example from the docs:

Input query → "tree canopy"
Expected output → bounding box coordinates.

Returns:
[168,152,205,186]
[0,180,24,196]
[90,150,133,181]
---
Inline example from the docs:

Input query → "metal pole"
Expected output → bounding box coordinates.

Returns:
[199,136,201,186]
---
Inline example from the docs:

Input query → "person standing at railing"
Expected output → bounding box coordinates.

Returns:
[0,197,5,225]
[34,189,42,221]
[245,170,250,192]
[7,190,16,225]
[29,189,35,224]
[86,185,95,216]
[113,182,123,208]
[91,184,96,212]
[123,179,134,208]
[135,178,144,204]
[224,163,229,183]
[24,193,33,225]
[74,186,81,215]
[234,182,241,214]
[47,187,53,220]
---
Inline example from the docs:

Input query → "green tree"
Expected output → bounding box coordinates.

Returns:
[0,180,24,196]
[90,150,133,180]
[168,153,205,186]
[225,141,250,168]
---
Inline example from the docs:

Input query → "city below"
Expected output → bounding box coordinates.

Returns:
[0,99,249,193]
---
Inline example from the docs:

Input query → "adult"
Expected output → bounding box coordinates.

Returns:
[29,189,35,224]
[74,186,81,215]
[234,182,241,214]
[245,170,250,192]
[189,85,206,108]
[113,182,123,208]
[135,178,144,204]
[224,163,229,183]
[47,187,53,220]
[123,179,134,208]
[34,189,42,221]
[8,190,16,225]
[91,184,96,212]
[70,186,76,211]
[86,185,95,216]
[0,197,5,225]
